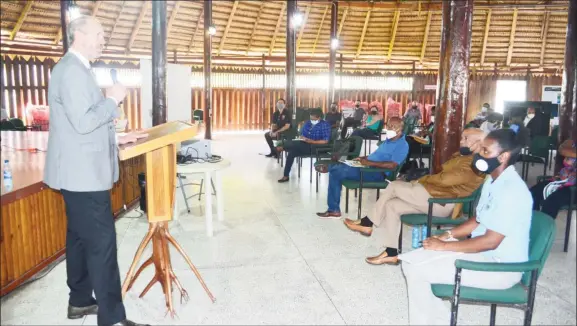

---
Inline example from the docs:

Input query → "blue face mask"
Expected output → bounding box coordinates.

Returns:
[510,124,520,134]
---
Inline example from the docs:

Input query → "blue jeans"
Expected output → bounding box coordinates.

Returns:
[327,164,384,212]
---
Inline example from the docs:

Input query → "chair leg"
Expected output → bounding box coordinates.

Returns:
[450,268,463,326]
[398,225,403,254]
[345,189,349,213]
[369,140,372,153]
[564,207,573,252]
[199,179,204,201]
[298,157,301,178]
[364,139,367,156]
[523,270,539,326]
[377,189,380,200]
[355,189,358,198]
[177,174,191,213]
[315,172,319,193]
[310,157,313,183]
[489,304,497,326]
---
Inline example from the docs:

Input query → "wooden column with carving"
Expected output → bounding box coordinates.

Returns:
[151,0,167,126]
[328,0,338,107]
[286,0,297,120]
[557,0,577,172]
[204,0,213,139]
[431,0,473,173]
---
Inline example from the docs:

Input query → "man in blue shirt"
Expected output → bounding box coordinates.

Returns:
[400,129,531,325]
[317,117,409,218]
[277,111,331,183]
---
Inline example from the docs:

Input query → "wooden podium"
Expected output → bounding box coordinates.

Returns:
[118,121,215,316]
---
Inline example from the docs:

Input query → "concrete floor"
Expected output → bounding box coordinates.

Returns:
[1,134,575,325]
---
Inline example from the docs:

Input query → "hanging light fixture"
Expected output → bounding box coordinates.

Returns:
[291,11,304,28]
[208,25,217,36]
[331,38,339,50]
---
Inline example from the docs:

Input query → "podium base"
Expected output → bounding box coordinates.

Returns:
[121,222,216,316]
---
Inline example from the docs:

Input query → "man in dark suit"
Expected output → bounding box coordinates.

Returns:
[44,16,148,326]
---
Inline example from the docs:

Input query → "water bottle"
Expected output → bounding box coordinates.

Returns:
[411,226,420,249]
[3,160,13,190]
[422,225,428,245]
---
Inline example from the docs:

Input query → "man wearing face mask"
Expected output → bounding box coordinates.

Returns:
[479,112,503,134]
[350,106,382,138]
[264,98,291,158]
[316,117,409,218]
[325,102,342,128]
[344,129,486,265]
[401,129,529,325]
[277,112,331,183]
[341,100,366,139]
[403,102,422,136]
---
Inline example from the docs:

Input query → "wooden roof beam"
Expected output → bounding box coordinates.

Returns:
[296,5,312,52]
[311,5,329,54]
[127,1,149,52]
[419,11,432,63]
[217,0,239,56]
[188,8,204,53]
[356,9,371,58]
[246,1,267,54]
[337,7,349,38]
[10,1,34,41]
[387,10,400,61]
[480,9,492,65]
[540,11,550,66]
[506,9,518,66]
[268,1,286,56]
[167,1,181,37]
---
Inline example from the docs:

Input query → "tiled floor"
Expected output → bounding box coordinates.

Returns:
[1,133,576,325]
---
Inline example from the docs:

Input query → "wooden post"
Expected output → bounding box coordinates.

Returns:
[261,54,266,130]
[328,0,338,107]
[339,53,343,102]
[431,0,473,174]
[557,0,577,172]
[412,61,417,101]
[151,0,167,126]
[286,0,297,120]
[59,0,71,54]
[204,0,213,139]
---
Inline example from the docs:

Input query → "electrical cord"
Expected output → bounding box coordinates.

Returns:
[177,147,222,165]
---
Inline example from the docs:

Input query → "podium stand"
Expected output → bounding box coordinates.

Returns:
[118,121,215,316]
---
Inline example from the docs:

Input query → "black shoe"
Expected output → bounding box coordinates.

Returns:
[67,304,98,319]
[112,320,150,326]
[278,176,289,183]
[265,153,275,157]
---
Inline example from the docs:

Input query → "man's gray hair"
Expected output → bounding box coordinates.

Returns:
[67,16,92,45]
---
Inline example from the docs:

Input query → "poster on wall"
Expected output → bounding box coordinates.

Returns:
[542,86,561,104]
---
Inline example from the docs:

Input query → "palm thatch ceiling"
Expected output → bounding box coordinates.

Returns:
[0,0,570,74]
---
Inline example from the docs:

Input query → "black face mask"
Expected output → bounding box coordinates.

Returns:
[459,147,472,156]
[331,106,337,112]
[355,104,360,108]
[472,153,502,173]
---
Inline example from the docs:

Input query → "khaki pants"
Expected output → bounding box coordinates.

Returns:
[401,251,522,325]
[367,181,455,249]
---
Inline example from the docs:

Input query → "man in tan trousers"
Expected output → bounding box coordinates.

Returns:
[344,128,486,265]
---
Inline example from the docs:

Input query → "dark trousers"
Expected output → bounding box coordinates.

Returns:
[62,190,126,326]
[341,118,362,139]
[283,140,312,177]
[351,128,378,139]
[264,131,276,154]
[530,181,576,219]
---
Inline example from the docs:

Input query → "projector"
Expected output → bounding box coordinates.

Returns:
[180,139,211,159]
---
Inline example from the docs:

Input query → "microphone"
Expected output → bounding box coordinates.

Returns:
[110,68,118,84]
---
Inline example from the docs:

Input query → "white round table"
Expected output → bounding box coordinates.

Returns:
[175,158,231,236]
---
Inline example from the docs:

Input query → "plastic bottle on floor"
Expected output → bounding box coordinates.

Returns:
[411,226,420,249]
[422,224,428,245]
[3,159,13,191]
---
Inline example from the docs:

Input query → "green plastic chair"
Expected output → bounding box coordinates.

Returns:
[9,118,27,131]
[519,135,550,181]
[296,127,339,182]
[193,109,204,124]
[399,186,483,253]
[342,156,407,219]
[430,211,556,326]
[313,136,363,193]
[364,119,385,155]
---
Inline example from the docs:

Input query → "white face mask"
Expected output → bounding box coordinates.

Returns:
[310,120,319,125]
[481,107,488,113]
[276,103,284,111]
[385,129,398,139]
[527,113,535,119]
[430,116,435,123]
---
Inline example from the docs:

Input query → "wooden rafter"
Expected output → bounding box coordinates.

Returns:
[10,1,33,40]
[480,9,492,65]
[167,1,181,37]
[419,11,432,62]
[337,7,348,38]
[106,1,126,49]
[127,1,149,52]
[540,11,550,66]
[217,0,239,56]
[506,9,518,66]
[356,9,371,58]
[296,5,312,52]
[311,5,329,54]
[55,0,102,45]
[188,8,204,53]
[268,1,286,56]
[387,10,400,60]
[247,1,267,54]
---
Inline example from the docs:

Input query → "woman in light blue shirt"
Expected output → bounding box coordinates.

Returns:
[401,129,532,325]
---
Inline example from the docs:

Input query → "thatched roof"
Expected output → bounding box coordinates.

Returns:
[0,0,570,74]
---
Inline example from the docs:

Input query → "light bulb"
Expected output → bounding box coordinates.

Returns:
[68,6,82,20]
[208,25,217,36]
[292,12,303,28]
[331,38,339,50]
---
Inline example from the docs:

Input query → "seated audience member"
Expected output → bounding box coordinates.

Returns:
[480,112,503,133]
[523,107,536,127]
[264,98,291,158]
[524,107,545,138]
[344,128,486,264]
[325,102,342,128]
[341,100,366,139]
[401,129,530,325]
[470,103,493,126]
[530,139,576,218]
[351,106,382,138]
[403,102,422,135]
[316,117,409,218]
[508,111,531,148]
[277,112,331,183]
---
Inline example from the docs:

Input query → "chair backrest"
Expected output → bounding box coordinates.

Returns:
[375,119,385,133]
[10,118,25,128]
[521,211,556,286]
[0,120,16,131]
[528,135,550,158]
[549,126,558,148]
[193,109,203,121]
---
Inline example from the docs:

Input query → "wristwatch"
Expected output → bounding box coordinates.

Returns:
[446,230,453,239]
